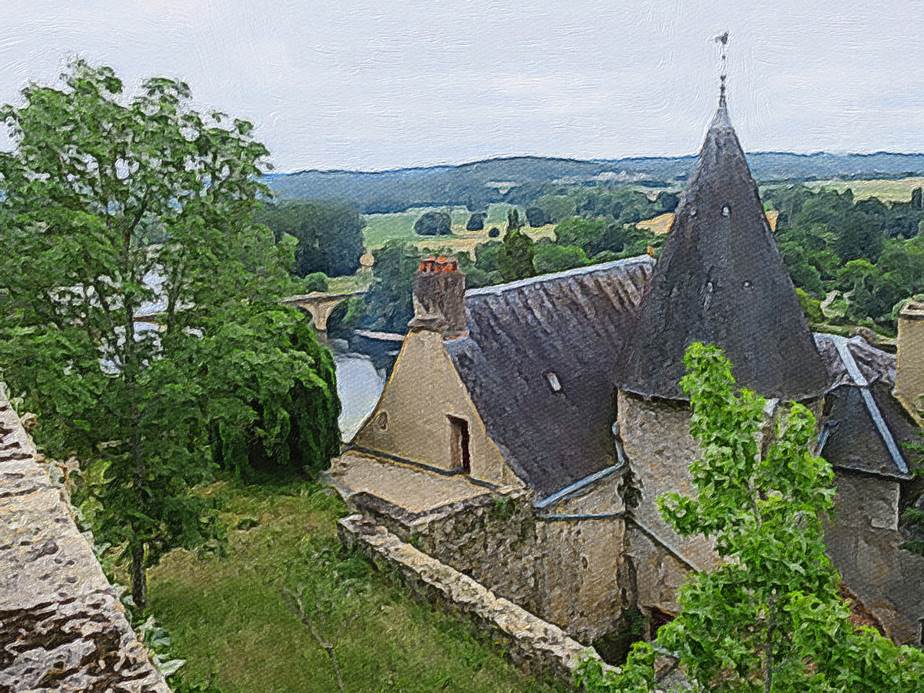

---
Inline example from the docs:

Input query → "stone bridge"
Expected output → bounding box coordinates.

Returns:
[283,290,366,332]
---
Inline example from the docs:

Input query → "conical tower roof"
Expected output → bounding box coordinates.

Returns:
[620,96,828,401]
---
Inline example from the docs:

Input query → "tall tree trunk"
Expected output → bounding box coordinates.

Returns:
[130,540,147,609]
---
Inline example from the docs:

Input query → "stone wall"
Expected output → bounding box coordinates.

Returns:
[617,391,718,574]
[822,427,923,644]
[338,514,606,685]
[833,472,901,531]
[348,474,629,641]
[0,398,168,691]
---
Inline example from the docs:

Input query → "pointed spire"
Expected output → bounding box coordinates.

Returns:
[619,46,828,402]
[711,32,732,130]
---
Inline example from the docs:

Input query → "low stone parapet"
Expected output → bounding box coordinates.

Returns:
[338,513,607,687]
[0,398,168,692]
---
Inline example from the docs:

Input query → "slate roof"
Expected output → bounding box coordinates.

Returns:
[620,98,828,401]
[446,257,655,499]
[815,334,918,480]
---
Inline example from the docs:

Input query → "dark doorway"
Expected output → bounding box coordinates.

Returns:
[447,416,471,473]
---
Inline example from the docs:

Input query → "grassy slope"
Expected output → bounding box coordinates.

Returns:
[149,479,562,693]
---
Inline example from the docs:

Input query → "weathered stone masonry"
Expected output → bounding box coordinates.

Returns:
[0,397,167,692]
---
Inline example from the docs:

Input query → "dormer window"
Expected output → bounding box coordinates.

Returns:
[545,371,562,392]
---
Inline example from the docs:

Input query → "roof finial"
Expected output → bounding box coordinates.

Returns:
[714,31,729,106]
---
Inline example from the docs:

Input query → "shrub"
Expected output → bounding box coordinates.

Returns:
[414,211,452,236]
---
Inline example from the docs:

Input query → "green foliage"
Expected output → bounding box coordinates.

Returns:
[466,211,486,231]
[207,315,341,478]
[360,241,421,332]
[580,343,924,692]
[0,61,340,608]
[533,194,577,224]
[255,201,365,277]
[525,205,549,227]
[506,207,524,232]
[533,243,589,274]
[414,210,452,236]
[766,184,924,330]
[498,228,536,282]
[795,288,824,324]
[302,272,329,293]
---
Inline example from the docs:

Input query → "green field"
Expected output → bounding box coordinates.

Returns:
[363,203,556,257]
[149,479,562,693]
[804,176,924,202]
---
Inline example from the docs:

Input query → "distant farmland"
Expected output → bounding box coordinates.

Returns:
[363,203,555,257]
[804,176,924,202]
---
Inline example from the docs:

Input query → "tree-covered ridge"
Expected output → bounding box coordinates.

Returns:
[0,61,340,611]
[265,153,924,214]
[766,185,924,332]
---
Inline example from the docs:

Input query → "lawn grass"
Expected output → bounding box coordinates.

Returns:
[149,478,563,693]
[803,176,924,202]
[363,203,556,258]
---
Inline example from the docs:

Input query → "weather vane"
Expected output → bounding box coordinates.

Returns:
[715,31,729,104]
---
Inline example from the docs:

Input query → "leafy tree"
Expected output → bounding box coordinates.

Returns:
[834,213,885,263]
[506,207,524,233]
[255,201,365,277]
[525,206,549,227]
[208,316,340,478]
[654,190,680,213]
[795,287,824,324]
[533,194,577,224]
[911,187,923,211]
[578,343,924,692]
[360,241,421,332]
[555,217,610,255]
[533,243,588,274]
[302,272,329,293]
[497,212,535,282]
[414,210,452,236]
[465,212,486,231]
[0,61,340,608]
[779,241,825,296]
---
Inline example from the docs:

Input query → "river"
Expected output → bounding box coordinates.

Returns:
[330,338,388,440]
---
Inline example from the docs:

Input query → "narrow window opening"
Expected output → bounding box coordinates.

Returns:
[448,416,471,473]
[722,204,731,217]
[545,371,562,392]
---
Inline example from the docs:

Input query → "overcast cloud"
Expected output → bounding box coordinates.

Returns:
[1,1,923,171]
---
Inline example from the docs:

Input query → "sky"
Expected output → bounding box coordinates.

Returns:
[2,1,924,172]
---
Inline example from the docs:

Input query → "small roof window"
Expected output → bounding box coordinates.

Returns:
[545,371,562,392]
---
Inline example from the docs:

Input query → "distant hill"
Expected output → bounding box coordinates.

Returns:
[264,152,924,213]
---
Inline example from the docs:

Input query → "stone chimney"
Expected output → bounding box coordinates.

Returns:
[409,256,467,338]
[895,298,924,421]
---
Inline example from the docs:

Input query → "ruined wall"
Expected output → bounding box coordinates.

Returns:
[0,398,168,692]
[353,328,519,487]
[349,474,628,641]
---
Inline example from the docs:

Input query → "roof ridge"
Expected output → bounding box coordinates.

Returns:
[465,255,653,298]
[827,333,909,475]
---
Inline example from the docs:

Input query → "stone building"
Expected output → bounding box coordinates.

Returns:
[332,92,924,651]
